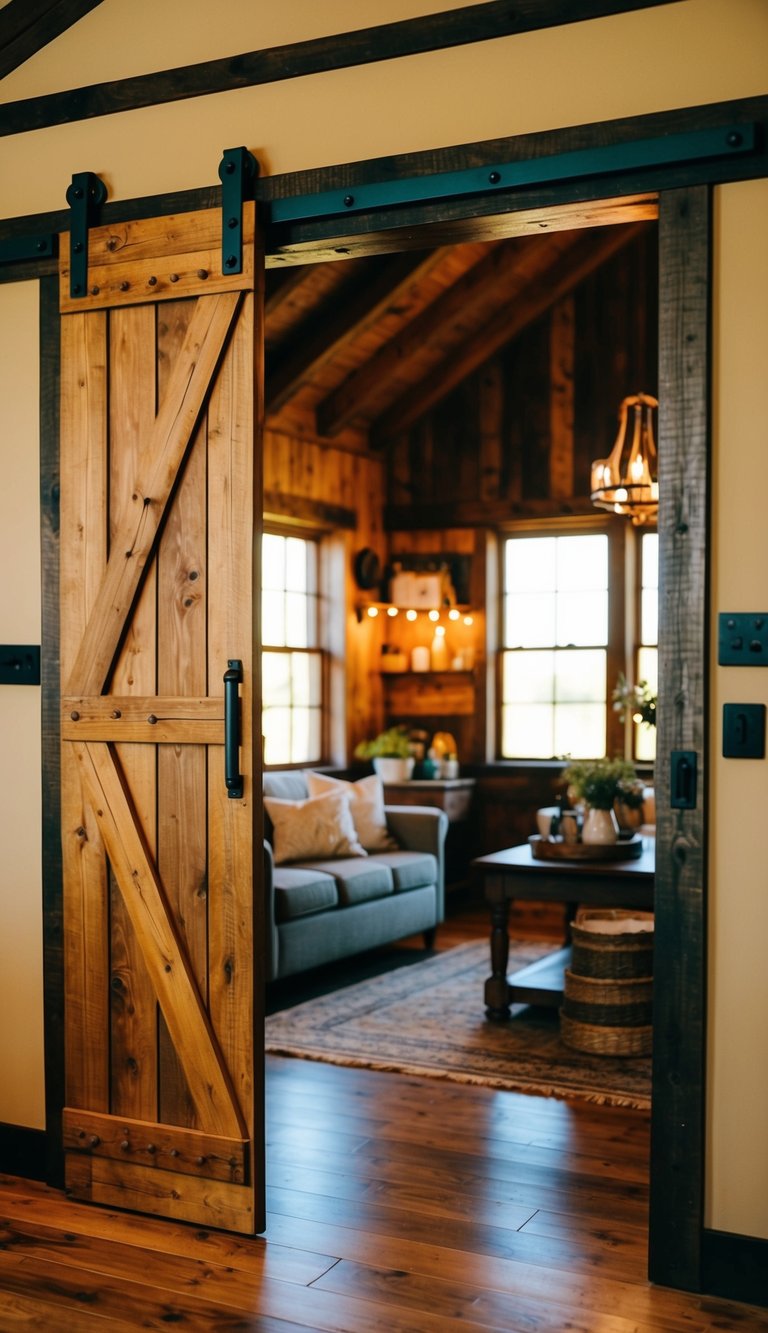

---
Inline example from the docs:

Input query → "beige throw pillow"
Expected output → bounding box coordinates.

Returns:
[264,789,366,865]
[306,771,398,852]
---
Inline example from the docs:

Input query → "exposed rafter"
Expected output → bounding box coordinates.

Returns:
[0,0,104,81]
[370,222,645,444]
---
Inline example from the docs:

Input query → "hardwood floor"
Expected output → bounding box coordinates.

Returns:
[1,905,765,1330]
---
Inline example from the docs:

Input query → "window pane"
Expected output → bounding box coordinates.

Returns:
[641,588,658,646]
[637,646,658,692]
[285,537,308,593]
[642,533,659,589]
[285,592,311,648]
[503,650,553,703]
[263,707,291,766]
[554,704,605,758]
[290,707,322,764]
[262,651,291,705]
[261,534,285,590]
[290,651,310,704]
[556,591,607,647]
[505,537,556,593]
[556,535,607,591]
[261,590,285,646]
[554,648,606,703]
[501,703,554,758]
[505,592,556,647]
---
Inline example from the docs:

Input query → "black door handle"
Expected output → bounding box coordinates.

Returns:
[670,749,697,809]
[224,660,243,799]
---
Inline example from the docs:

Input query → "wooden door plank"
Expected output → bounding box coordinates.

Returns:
[65,290,241,698]
[66,1154,255,1234]
[72,740,245,1139]
[62,1107,247,1183]
[62,695,226,742]
[108,302,159,1124]
[207,289,258,1141]
[60,309,110,1114]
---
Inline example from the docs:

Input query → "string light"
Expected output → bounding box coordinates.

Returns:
[428,609,440,622]
[405,608,417,621]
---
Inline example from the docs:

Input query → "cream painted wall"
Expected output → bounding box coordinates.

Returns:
[708,178,768,1239]
[0,281,45,1130]
[0,0,766,218]
[1,0,767,1244]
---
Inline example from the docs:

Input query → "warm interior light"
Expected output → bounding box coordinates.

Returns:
[387,605,398,617]
[435,625,446,637]
[448,608,460,620]
[405,608,418,621]
[590,392,659,526]
[428,609,440,622]
[463,615,474,627]
[366,605,379,618]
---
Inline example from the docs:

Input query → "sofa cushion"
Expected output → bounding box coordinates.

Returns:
[273,867,339,922]
[306,771,398,852]
[264,789,366,865]
[263,772,310,802]
[370,851,438,893]
[296,857,394,906]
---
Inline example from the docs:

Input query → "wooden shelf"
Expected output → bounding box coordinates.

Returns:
[381,670,475,716]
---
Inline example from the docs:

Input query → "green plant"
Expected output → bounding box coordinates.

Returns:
[562,756,636,810]
[612,672,657,728]
[616,776,646,809]
[354,725,411,760]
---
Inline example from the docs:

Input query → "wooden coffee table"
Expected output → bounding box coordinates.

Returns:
[472,839,655,1020]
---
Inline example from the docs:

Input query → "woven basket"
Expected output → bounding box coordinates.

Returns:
[571,908,654,980]
[562,969,653,1028]
[560,1011,653,1057]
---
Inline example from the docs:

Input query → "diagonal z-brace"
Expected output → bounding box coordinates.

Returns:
[65,171,107,299]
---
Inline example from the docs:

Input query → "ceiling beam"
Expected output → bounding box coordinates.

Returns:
[266,251,438,415]
[371,222,645,445]
[316,231,571,437]
[0,0,104,80]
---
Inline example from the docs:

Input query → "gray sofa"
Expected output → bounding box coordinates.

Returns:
[263,771,448,981]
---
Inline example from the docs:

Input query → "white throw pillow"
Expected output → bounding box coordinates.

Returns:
[306,771,398,852]
[264,789,366,865]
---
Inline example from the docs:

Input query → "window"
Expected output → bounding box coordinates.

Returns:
[261,532,324,766]
[501,533,609,759]
[634,532,658,762]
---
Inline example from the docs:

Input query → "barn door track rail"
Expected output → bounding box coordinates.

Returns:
[269,122,756,225]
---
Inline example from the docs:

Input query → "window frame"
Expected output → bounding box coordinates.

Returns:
[261,523,329,770]
[496,514,630,762]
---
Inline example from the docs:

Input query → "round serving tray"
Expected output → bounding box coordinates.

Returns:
[529,834,644,862]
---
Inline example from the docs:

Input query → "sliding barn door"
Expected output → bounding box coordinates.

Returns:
[59,206,264,1233]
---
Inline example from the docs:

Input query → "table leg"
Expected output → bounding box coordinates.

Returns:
[485,896,511,1021]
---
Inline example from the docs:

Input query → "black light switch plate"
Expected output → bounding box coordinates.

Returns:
[718,613,768,665]
[0,645,40,685]
[722,703,766,758]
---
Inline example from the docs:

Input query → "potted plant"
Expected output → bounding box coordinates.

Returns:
[354,725,414,782]
[561,756,636,844]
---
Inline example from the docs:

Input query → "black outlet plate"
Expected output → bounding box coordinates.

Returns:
[0,645,40,685]
[718,612,768,665]
[723,703,766,758]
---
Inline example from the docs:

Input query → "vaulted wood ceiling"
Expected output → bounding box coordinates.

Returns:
[264,220,645,451]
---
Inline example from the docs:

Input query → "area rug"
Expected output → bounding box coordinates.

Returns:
[265,940,652,1109]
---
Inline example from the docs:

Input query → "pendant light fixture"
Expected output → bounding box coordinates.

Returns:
[590,392,659,526]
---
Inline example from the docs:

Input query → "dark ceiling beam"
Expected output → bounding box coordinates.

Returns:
[266,250,446,416]
[371,221,645,444]
[0,2,678,137]
[0,0,104,81]
[315,232,560,437]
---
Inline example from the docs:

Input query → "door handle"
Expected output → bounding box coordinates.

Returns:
[670,749,697,809]
[223,660,244,799]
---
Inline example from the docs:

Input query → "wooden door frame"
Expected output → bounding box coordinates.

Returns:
[5,93,762,1292]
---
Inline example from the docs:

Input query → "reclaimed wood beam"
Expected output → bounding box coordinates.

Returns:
[0,3,676,137]
[372,222,644,444]
[0,0,104,80]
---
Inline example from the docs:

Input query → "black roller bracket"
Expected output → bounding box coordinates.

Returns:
[218,147,258,276]
[65,171,107,300]
[0,645,41,686]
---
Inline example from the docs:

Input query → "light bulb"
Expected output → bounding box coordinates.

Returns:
[448,609,460,621]
[435,625,446,637]
[463,615,474,627]
[387,606,398,617]
[428,609,440,622]
[405,608,417,621]
[366,605,378,618]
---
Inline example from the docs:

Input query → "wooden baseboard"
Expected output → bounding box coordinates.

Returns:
[0,1123,47,1181]
[701,1228,768,1308]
